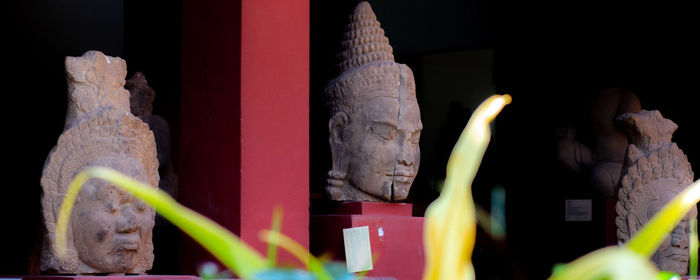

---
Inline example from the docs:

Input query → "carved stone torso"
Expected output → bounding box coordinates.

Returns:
[555,88,641,197]
[324,1,422,202]
[615,110,697,275]
[40,51,159,274]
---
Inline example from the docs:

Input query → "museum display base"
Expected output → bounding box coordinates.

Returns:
[310,202,424,280]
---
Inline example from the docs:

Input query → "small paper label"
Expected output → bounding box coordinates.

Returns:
[565,199,592,221]
[343,226,373,272]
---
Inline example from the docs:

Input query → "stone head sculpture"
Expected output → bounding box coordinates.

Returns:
[615,110,697,275]
[324,2,422,202]
[40,51,159,273]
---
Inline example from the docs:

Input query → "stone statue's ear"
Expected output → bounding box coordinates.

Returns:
[329,112,349,144]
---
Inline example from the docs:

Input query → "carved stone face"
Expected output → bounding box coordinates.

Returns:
[71,157,154,272]
[635,178,697,275]
[335,68,422,201]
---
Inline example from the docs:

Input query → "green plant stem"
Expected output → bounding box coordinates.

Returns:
[266,206,283,267]
[259,230,333,280]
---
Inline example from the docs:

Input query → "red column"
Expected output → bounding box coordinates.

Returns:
[239,0,310,255]
[180,0,309,275]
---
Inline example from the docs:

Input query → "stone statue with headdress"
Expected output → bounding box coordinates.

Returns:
[615,110,697,275]
[40,51,159,273]
[324,1,423,202]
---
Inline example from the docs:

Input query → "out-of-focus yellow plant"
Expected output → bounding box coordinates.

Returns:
[423,94,700,280]
[422,94,511,280]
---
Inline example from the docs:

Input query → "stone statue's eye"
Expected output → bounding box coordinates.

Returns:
[371,124,395,141]
[410,131,421,144]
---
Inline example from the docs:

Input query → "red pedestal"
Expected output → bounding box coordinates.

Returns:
[310,202,424,280]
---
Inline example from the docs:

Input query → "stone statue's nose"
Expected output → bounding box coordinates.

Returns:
[116,207,139,233]
[397,142,413,166]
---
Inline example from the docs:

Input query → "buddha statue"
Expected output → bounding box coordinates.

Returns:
[40,51,159,273]
[615,110,697,275]
[324,2,422,202]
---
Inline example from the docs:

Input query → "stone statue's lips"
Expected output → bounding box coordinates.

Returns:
[115,235,141,251]
[394,176,413,185]
[394,169,415,176]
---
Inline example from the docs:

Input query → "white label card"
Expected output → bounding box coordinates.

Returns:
[343,226,373,273]
[565,199,592,221]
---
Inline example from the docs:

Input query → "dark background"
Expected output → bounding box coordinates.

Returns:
[4,0,700,279]
[311,1,700,279]
[5,0,182,275]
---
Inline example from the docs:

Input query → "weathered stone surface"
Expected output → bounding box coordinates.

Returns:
[615,110,697,275]
[64,51,131,130]
[324,2,422,202]
[40,51,159,274]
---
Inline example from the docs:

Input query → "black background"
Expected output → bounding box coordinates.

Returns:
[4,0,699,278]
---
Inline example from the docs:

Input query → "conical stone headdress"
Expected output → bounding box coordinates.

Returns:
[337,1,394,72]
[325,1,416,116]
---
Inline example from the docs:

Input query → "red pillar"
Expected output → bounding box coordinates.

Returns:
[180,0,309,275]
[239,0,310,254]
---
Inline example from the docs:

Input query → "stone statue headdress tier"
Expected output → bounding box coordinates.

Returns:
[615,110,697,275]
[324,1,423,202]
[64,51,131,130]
[40,51,159,274]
